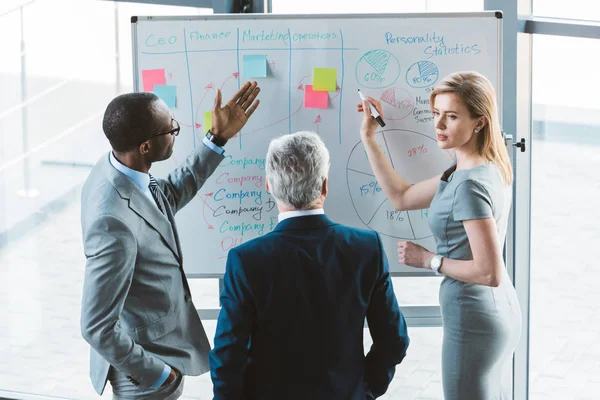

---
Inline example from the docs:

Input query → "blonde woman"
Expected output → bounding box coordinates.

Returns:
[357,71,521,399]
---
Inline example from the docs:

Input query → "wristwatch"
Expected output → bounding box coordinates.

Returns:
[430,254,444,276]
[205,130,227,147]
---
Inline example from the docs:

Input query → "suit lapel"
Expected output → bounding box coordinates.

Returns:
[128,191,181,261]
[168,211,184,263]
[103,154,181,261]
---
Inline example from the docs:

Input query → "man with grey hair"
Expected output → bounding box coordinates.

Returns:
[209,131,409,400]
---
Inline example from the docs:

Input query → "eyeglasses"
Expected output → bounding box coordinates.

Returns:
[139,117,180,145]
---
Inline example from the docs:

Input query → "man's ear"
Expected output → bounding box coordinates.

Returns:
[265,180,270,193]
[322,178,328,197]
[139,140,151,155]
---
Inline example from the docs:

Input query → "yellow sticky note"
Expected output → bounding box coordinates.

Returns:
[313,68,337,91]
[204,111,212,131]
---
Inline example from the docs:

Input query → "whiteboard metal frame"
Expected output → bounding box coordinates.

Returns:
[198,304,442,326]
[487,0,530,398]
[131,11,501,21]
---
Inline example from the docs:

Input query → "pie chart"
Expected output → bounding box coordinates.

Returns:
[346,129,455,240]
[355,49,401,89]
[380,87,414,120]
[406,61,439,88]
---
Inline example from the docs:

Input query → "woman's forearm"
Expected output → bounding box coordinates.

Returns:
[438,256,503,287]
[362,136,411,206]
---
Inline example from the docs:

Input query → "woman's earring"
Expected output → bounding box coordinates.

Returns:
[474,129,479,133]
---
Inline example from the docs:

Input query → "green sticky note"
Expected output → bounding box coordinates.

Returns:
[313,68,337,91]
[204,111,212,131]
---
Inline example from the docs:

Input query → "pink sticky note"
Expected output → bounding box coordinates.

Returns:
[304,84,328,109]
[142,69,166,92]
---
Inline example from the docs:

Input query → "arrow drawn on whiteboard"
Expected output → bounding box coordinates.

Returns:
[314,114,321,134]
[173,85,215,130]
[297,75,309,90]
[194,84,216,127]
[235,101,304,138]
[220,72,240,91]
[176,75,307,134]
[329,85,341,100]
[181,74,239,130]
[177,120,193,128]
[171,113,193,129]
[197,192,215,229]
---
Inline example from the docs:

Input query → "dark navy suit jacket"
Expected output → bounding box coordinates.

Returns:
[209,214,409,400]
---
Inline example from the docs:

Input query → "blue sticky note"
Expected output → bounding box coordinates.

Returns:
[243,55,267,78]
[153,84,177,108]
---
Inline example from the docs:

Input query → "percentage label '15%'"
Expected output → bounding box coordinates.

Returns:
[360,181,382,196]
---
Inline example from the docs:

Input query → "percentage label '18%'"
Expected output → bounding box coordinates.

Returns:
[386,210,404,221]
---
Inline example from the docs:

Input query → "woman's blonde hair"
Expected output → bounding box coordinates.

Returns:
[430,71,513,185]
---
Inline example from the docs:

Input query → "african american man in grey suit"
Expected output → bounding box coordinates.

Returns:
[80,81,260,399]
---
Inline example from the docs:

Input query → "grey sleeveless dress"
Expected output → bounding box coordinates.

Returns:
[428,163,521,400]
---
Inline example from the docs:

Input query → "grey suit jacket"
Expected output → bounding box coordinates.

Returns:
[80,144,223,395]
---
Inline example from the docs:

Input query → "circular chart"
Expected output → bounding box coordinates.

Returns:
[406,61,439,88]
[380,87,414,120]
[355,49,401,89]
[346,129,455,240]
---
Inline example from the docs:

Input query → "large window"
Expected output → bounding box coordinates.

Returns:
[533,0,600,22]
[273,0,483,13]
[0,1,212,399]
[529,34,600,400]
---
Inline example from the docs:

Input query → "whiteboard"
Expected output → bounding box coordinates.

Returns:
[132,12,502,277]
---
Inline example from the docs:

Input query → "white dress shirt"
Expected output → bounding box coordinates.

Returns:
[278,208,325,222]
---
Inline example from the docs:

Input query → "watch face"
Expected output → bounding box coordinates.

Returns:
[431,256,441,269]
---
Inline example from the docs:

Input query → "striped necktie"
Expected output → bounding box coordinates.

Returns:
[148,174,166,215]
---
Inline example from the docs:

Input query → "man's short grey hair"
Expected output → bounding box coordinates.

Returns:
[266,131,330,210]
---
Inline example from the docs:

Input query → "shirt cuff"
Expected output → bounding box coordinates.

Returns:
[151,364,171,389]
[202,136,225,155]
